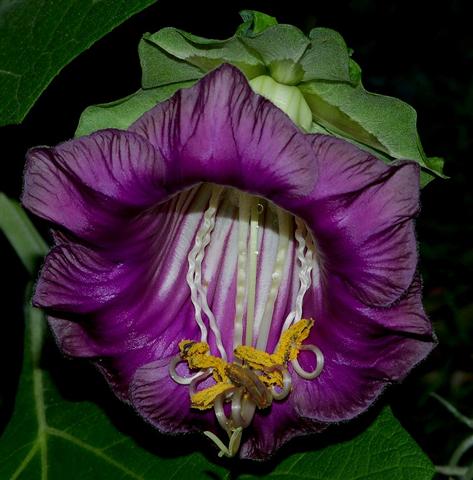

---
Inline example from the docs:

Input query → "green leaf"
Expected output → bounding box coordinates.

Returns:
[0,193,48,275]
[75,81,195,137]
[140,28,265,89]
[300,80,446,178]
[253,407,435,480]
[237,10,278,36]
[0,296,228,480]
[0,0,157,127]
[1,301,434,479]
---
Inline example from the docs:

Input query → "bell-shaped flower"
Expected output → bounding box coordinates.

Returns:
[23,65,435,459]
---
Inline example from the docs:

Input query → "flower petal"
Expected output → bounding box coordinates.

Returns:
[34,243,133,313]
[130,356,214,434]
[22,129,168,243]
[240,402,325,460]
[130,357,324,460]
[296,136,420,307]
[293,275,434,422]
[130,64,316,202]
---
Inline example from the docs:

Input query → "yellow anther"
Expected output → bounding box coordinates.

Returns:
[234,319,314,386]
[179,340,209,358]
[178,319,315,410]
[274,318,314,363]
[179,339,228,382]
[191,383,234,410]
[233,347,283,386]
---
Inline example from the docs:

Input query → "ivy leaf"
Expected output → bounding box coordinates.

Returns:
[0,0,157,127]
[0,301,434,479]
[75,82,195,137]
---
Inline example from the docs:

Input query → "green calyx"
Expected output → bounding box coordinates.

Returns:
[250,75,312,131]
[75,9,445,187]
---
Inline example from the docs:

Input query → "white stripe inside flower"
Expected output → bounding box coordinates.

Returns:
[169,184,324,458]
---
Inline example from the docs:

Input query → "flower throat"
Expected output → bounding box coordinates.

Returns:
[169,184,324,457]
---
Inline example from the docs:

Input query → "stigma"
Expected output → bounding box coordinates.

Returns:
[168,184,324,457]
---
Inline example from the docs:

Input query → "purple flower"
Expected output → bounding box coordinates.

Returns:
[23,65,434,459]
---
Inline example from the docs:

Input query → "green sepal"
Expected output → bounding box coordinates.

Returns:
[299,80,447,179]
[75,81,195,137]
[75,10,445,187]
[140,28,265,89]
[139,36,204,88]
[299,28,353,83]
[236,10,278,36]
[239,25,310,85]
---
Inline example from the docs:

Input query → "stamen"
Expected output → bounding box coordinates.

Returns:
[294,221,314,323]
[187,185,227,360]
[188,368,213,397]
[173,319,323,458]
[176,185,324,458]
[231,388,256,428]
[271,367,292,400]
[245,197,260,347]
[233,193,250,352]
[282,217,315,332]
[169,355,207,385]
[256,208,292,351]
[214,389,234,434]
[291,344,324,380]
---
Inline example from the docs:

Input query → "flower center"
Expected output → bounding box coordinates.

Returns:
[168,184,324,457]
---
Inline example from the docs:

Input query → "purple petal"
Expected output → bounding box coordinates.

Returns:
[34,243,134,313]
[292,274,434,422]
[240,402,325,460]
[22,129,168,243]
[295,136,420,307]
[130,356,215,434]
[130,64,316,202]
[23,63,433,460]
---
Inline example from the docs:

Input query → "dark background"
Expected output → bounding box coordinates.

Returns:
[1,0,472,472]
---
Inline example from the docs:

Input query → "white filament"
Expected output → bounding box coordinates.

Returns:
[245,198,260,347]
[208,388,256,457]
[169,355,207,385]
[281,217,315,333]
[291,344,325,380]
[181,186,324,458]
[186,185,227,360]
[188,369,213,397]
[294,219,314,323]
[231,388,256,428]
[255,208,292,351]
[271,368,292,400]
[214,390,233,434]
[233,194,250,352]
